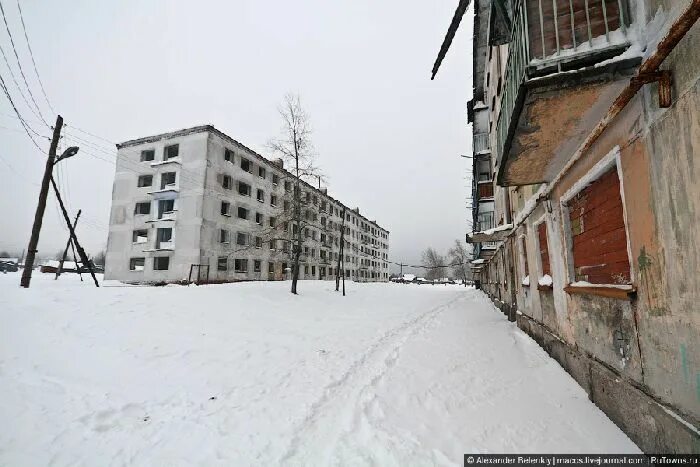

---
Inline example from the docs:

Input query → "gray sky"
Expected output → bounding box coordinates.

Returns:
[0,0,473,273]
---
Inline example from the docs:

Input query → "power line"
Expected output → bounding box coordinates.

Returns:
[15,0,53,114]
[0,70,44,150]
[0,0,47,125]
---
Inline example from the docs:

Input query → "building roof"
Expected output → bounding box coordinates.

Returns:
[116,125,390,234]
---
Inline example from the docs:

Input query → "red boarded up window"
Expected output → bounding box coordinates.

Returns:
[537,222,551,276]
[567,167,630,285]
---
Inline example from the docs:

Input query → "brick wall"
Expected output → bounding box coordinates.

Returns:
[567,167,631,284]
[537,222,551,276]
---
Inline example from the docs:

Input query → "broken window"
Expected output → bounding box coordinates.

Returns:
[219,229,230,244]
[129,257,145,271]
[218,256,228,271]
[567,167,631,284]
[137,175,152,187]
[241,158,251,173]
[132,230,148,243]
[140,149,155,162]
[134,202,150,215]
[221,201,231,216]
[236,232,249,246]
[238,181,251,197]
[161,172,176,189]
[164,144,179,160]
[153,256,170,270]
[234,259,248,273]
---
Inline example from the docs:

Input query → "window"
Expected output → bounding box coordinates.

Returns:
[219,229,230,244]
[269,239,276,250]
[270,194,277,207]
[284,181,292,192]
[132,230,148,243]
[304,265,309,274]
[313,195,318,205]
[234,259,248,273]
[241,158,251,173]
[153,256,170,270]
[283,200,290,211]
[257,189,265,202]
[221,201,231,216]
[218,256,228,271]
[236,232,249,246]
[129,257,145,271]
[255,236,263,248]
[269,217,276,227]
[519,235,529,281]
[134,202,150,215]
[272,174,279,185]
[222,174,233,190]
[164,144,179,160]
[137,175,152,187]
[254,260,261,272]
[161,172,176,189]
[537,222,551,277]
[157,199,174,219]
[255,212,263,224]
[258,167,266,179]
[140,149,155,162]
[311,266,316,276]
[156,228,173,248]
[566,167,631,284]
[237,207,249,220]
[224,148,234,163]
[477,158,491,182]
[238,182,251,197]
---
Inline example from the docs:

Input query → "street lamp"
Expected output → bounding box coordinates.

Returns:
[55,146,79,163]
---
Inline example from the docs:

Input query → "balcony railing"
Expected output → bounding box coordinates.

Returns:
[496,0,629,166]
[473,133,490,154]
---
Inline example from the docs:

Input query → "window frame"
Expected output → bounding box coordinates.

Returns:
[153,256,170,271]
[129,257,145,271]
[140,149,155,162]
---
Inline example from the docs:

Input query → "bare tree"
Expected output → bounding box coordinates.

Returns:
[267,94,323,294]
[448,239,472,286]
[422,247,446,280]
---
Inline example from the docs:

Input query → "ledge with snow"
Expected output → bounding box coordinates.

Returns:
[466,223,512,244]
[564,281,636,300]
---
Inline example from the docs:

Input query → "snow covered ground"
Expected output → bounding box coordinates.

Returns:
[0,272,639,466]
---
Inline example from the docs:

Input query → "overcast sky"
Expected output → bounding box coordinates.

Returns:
[0,0,473,273]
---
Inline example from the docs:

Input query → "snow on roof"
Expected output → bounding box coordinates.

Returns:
[402,274,416,281]
[469,223,513,237]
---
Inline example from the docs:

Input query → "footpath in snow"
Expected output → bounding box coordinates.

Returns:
[0,273,639,466]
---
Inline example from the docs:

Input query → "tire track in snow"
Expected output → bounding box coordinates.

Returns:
[279,291,470,465]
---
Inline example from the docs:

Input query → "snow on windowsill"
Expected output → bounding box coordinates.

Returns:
[148,187,180,195]
[470,223,513,237]
[521,276,530,287]
[150,159,181,167]
[568,281,634,290]
[538,275,553,287]
[471,259,485,265]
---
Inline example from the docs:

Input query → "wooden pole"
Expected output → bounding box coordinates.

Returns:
[20,115,63,288]
[55,209,81,280]
[50,176,99,287]
[69,235,83,282]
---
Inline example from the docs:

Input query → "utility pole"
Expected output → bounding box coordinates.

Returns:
[50,176,99,287]
[55,210,81,280]
[336,208,346,292]
[20,115,63,288]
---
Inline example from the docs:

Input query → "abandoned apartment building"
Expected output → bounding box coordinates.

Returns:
[104,125,390,284]
[433,0,700,454]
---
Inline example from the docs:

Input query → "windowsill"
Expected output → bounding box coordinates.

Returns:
[222,213,231,217]
[537,284,553,291]
[132,241,148,245]
[148,187,179,195]
[564,284,636,300]
[150,159,180,167]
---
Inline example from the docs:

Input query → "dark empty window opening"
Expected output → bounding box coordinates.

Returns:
[137,175,152,187]
[134,202,150,215]
[224,148,234,163]
[140,149,155,162]
[241,158,251,173]
[537,222,551,277]
[153,256,170,271]
[164,144,179,160]
[129,257,145,271]
[161,172,176,189]
[238,182,251,197]
[237,207,249,220]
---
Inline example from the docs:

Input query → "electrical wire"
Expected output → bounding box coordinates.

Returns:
[0,70,44,150]
[0,0,46,125]
[15,0,53,114]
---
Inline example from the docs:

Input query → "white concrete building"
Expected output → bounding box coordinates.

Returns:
[105,125,390,283]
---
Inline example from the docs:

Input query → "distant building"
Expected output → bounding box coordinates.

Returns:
[105,125,390,283]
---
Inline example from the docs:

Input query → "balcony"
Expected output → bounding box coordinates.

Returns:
[473,132,490,154]
[477,181,494,199]
[495,0,638,186]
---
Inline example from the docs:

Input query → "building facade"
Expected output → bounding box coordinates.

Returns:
[105,125,390,283]
[435,0,700,453]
